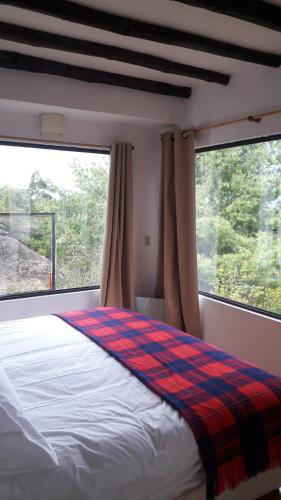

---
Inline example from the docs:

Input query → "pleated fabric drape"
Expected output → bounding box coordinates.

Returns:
[155,131,201,338]
[100,142,134,309]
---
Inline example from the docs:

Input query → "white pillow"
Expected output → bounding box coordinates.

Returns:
[0,364,58,475]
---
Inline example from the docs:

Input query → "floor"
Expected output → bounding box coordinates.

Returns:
[259,491,281,500]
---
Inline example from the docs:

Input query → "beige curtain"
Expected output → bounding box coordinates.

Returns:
[100,142,134,309]
[155,131,201,338]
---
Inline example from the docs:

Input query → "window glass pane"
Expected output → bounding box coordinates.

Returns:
[0,145,109,297]
[196,139,281,316]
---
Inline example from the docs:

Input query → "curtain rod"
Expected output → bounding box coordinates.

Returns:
[179,108,281,139]
[0,134,111,151]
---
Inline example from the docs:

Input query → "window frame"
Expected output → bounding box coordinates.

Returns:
[196,132,281,322]
[0,140,109,301]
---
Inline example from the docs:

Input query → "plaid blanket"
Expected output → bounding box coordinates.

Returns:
[57,307,281,499]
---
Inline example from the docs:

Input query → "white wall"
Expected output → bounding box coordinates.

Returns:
[0,289,100,322]
[186,67,281,148]
[200,296,281,377]
[0,68,185,126]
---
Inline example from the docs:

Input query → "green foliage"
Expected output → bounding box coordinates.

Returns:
[196,140,281,315]
[0,156,109,291]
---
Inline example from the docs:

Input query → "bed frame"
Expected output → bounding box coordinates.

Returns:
[175,468,281,500]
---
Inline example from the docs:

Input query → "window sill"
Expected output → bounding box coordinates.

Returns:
[0,286,100,302]
[199,291,281,322]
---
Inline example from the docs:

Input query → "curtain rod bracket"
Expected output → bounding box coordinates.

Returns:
[181,127,196,139]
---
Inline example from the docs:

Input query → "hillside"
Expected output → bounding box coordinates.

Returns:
[0,234,51,295]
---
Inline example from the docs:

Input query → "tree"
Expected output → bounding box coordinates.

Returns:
[0,155,109,293]
[196,140,281,315]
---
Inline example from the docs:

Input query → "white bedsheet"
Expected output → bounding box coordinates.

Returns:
[0,315,205,500]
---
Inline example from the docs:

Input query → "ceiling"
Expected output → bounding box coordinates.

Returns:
[0,0,280,96]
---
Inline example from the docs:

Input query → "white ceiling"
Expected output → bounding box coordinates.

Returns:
[0,0,280,93]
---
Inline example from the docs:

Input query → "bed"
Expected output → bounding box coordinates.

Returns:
[0,311,280,500]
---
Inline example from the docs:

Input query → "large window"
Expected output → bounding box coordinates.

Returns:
[0,143,109,298]
[196,136,281,317]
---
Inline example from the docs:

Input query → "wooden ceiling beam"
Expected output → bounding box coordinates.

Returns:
[0,0,280,67]
[0,50,192,98]
[172,0,281,33]
[0,21,230,85]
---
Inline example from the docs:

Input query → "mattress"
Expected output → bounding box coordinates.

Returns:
[175,468,281,500]
[0,315,205,500]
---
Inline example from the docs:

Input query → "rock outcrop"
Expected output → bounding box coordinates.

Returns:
[0,234,51,295]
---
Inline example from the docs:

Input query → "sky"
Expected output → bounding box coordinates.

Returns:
[0,145,108,192]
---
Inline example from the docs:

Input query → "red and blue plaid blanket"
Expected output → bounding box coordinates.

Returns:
[57,307,281,499]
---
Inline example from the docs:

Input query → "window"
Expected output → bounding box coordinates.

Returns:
[196,136,281,317]
[0,143,109,298]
